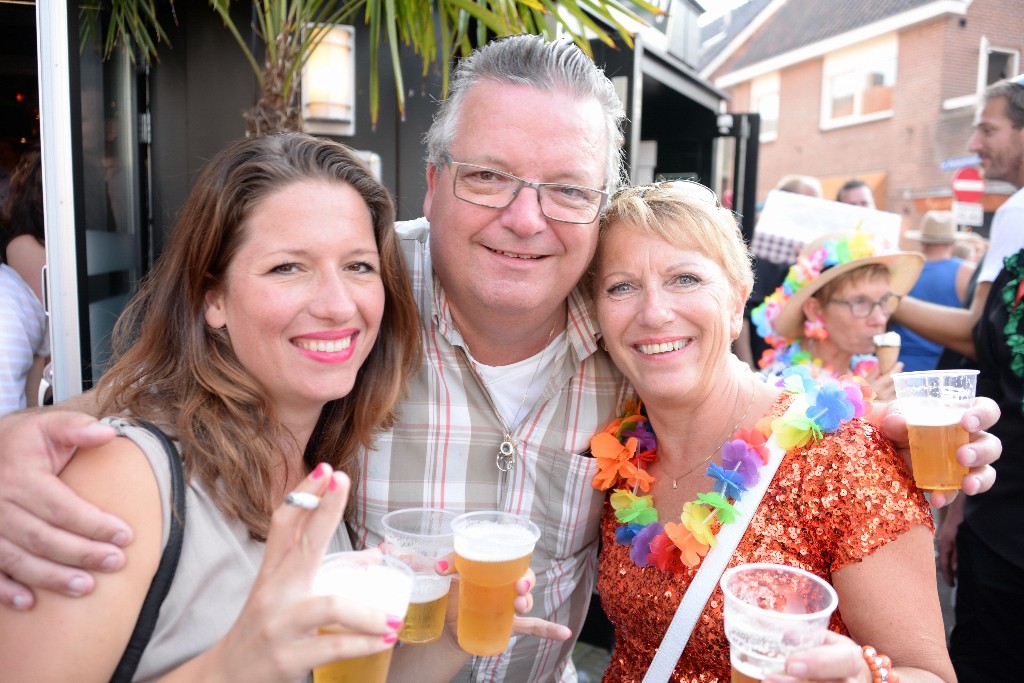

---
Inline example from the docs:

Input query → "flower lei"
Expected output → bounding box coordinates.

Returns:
[1000,249,1024,412]
[763,340,879,380]
[751,229,892,372]
[590,371,874,573]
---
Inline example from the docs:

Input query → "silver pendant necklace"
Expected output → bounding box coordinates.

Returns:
[469,322,558,473]
[661,376,757,489]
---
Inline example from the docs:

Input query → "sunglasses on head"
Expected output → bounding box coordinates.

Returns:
[617,180,721,207]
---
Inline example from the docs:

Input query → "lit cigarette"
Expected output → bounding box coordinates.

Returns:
[284,492,320,510]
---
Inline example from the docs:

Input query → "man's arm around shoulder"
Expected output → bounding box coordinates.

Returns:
[0,397,129,611]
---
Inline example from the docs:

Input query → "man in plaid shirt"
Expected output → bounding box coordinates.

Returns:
[348,36,630,681]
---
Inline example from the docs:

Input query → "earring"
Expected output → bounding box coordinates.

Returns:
[803,316,829,341]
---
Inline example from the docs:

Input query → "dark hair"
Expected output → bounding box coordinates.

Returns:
[97,133,421,539]
[835,178,870,202]
[1,151,44,263]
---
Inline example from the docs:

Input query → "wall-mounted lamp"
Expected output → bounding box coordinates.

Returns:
[302,24,355,136]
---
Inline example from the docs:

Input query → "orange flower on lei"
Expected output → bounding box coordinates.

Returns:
[591,415,655,492]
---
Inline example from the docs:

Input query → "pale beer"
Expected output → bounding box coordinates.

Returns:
[398,578,450,644]
[904,405,969,490]
[312,552,413,683]
[892,370,978,491]
[313,633,393,682]
[451,513,540,656]
[380,507,457,645]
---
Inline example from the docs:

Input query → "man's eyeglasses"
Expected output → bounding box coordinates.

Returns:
[621,180,721,207]
[828,292,901,318]
[446,160,608,225]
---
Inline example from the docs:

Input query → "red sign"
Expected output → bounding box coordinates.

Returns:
[952,167,984,203]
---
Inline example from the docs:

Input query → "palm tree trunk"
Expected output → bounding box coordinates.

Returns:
[244,16,303,136]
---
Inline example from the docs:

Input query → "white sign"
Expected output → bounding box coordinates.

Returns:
[751,190,903,262]
[953,201,985,227]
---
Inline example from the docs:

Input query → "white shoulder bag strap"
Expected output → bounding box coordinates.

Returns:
[641,435,787,683]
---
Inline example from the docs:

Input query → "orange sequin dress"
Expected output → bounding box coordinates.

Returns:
[596,394,934,683]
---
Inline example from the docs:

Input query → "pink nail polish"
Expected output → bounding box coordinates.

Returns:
[524,580,532,592]
[328,473,339,491]
[386,615,404,630]
[436,559,449,572]
[383,632,398,645]
[312,463,327,479]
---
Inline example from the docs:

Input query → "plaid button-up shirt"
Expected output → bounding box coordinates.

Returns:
[351,218,626,682]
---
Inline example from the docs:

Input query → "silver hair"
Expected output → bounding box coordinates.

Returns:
[423,34,626,192]
[983,78,1024,129]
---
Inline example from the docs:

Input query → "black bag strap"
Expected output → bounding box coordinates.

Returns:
[109,419,186,683]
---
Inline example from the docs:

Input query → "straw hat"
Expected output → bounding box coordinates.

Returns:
[904,210,967,244]
[751,230,924,343]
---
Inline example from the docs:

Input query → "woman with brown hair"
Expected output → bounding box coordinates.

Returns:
[0,133,433,681]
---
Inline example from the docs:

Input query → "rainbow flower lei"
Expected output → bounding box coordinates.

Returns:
[751,230,891,373]
[761,340,879,380]
[590,371,874,573]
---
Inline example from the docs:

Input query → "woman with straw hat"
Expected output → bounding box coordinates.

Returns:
[751,229,924,400]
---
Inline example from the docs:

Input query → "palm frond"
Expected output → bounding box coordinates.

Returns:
[86,0,657,132]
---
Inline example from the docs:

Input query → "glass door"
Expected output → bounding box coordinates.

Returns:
[37,1,148,399]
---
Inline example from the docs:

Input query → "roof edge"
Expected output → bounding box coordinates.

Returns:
[713,0,969,88]
[699,0,789,79]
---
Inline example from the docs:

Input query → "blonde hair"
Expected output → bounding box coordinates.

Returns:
[590,185,753,301]
[775,174,822,198]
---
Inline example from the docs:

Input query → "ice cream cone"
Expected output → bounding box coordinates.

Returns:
[874,332,901,374]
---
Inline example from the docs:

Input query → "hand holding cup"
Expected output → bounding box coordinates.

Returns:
[891,370,978,491]
[721,563,838,682]
[451,511,541,656]
[380,508,457,644]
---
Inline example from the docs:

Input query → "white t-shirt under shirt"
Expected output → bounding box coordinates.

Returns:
[977,186,1024,284]
[471,330,568,428]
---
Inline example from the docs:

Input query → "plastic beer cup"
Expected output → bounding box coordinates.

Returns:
[312,550,414,683]
[892,370,978,491]
[451,511,541,656]
[721,563,838,682]
[381,507,457,644]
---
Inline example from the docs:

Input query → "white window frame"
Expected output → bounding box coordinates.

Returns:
[751,72,780,143]
[820,34,897,130]
[944,37,1021,111]
[978,37,1019,91]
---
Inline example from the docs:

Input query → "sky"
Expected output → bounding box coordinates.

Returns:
[697,0,752,25]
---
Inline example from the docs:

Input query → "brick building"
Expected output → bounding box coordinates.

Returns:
[700,0,1024,235]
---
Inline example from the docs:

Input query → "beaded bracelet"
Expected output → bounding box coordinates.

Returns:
[861,645,901,683]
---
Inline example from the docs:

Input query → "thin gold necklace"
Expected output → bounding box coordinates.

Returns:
[661,377,757,489]
[466,322,559,472]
